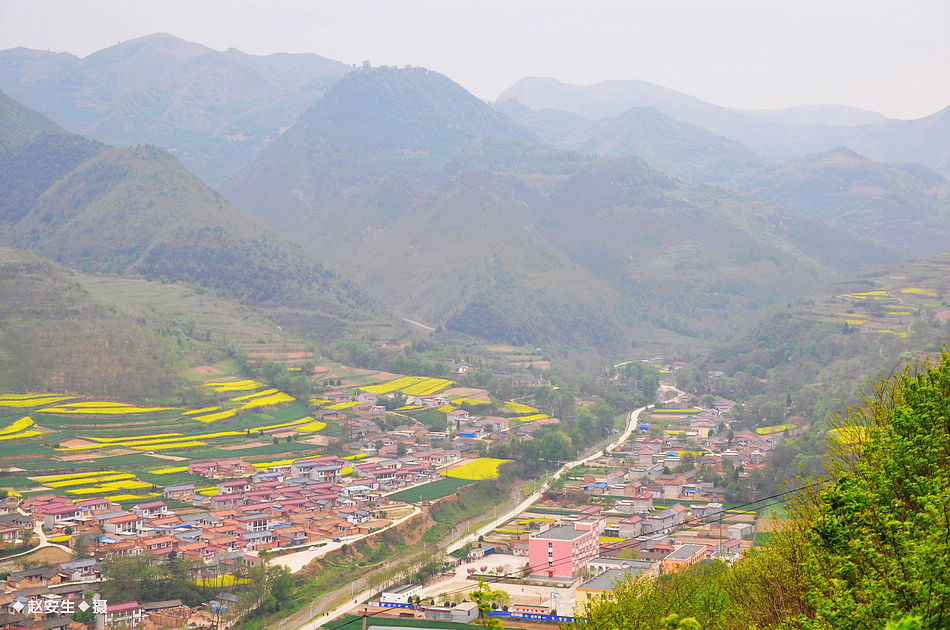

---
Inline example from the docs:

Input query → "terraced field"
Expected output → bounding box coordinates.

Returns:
[797,253,950,336]
[359,376,453,396]
[0,379,330,497]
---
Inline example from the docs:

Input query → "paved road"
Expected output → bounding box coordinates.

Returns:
[302,404,649,629]
[274,505,421,574]
[446,403,647,554]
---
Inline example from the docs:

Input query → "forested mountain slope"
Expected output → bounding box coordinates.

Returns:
[0,93,387,342]
[223,66,900,355]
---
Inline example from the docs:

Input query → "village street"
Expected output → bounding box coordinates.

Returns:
[273,504,421,573]
[301,403,648,629]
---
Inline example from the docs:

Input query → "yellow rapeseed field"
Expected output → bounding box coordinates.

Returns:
[360,376,427,395]
[45,474,136,488]
[452,398,489,406]
[402,378,453,396]
[256,417,313,431]
[292,421,327,433]
[0,394,74,408]
[445,457,511,480]
[360,376,453,396]
[901,287,937,296]
[192,409,237,423]
[0,430,41,440]
[324,401,358,410]
[513,413,550,422]
[148,466,189,474]
[231,388,278,402]
[504,401,539,414]
[183,406,221,416]
[204,380,263,393]
[40,404,177,414]
[238,392,294,410]
[0,416,35,435]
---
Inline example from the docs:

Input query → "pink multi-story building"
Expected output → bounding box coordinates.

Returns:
[528,518,604,580]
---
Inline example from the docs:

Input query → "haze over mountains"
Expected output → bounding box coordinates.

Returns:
[0,89,383,341]
[223,65,900,352]
[1,34,948,360]
[0,33,349,185]
[498,76,950,177]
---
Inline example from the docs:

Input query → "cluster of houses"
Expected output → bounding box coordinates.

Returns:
[23,449,469,565]
[0,444,476,628]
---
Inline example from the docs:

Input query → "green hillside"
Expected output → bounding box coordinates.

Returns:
[223,66,901,356]
[0,94,390,343]
[223,65,552,232]
[0,130,103,223]
[0,89,62,154]
[2,144,382,340]
[735,147,950,253]
[0,249,195,399]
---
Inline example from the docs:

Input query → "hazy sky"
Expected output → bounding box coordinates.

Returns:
[1,0,948,119]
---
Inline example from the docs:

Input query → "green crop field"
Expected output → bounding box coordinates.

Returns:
[387,477,473,502]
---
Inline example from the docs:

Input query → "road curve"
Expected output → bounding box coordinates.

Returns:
[301,404,648,629]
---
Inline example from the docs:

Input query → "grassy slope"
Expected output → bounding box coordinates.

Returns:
[0,141,387,341]
[0,248,196,399]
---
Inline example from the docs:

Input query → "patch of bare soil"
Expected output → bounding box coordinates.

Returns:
[512,360,550,370]
[16,546,72,565]
[191,365,223,376]
[219,441,267,450]
[442,387,490,400]
[59,439,93,448]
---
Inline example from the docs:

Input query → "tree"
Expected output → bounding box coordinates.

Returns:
[470,581,509,628]
[793,353,950,629]
[575,353,950,629]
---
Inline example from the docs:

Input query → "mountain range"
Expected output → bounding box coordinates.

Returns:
[222,66,900,355]
[1,35,948,361]
[497,76,950,177]
[0,33,350,185]
[0,90,385,342]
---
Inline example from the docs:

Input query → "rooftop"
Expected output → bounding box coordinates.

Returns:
[578,567,649,592]
[533,525,586,541]
[667,544,708,561]
[383,583,420,595]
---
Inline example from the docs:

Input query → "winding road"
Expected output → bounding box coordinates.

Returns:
[300,402,649,629]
